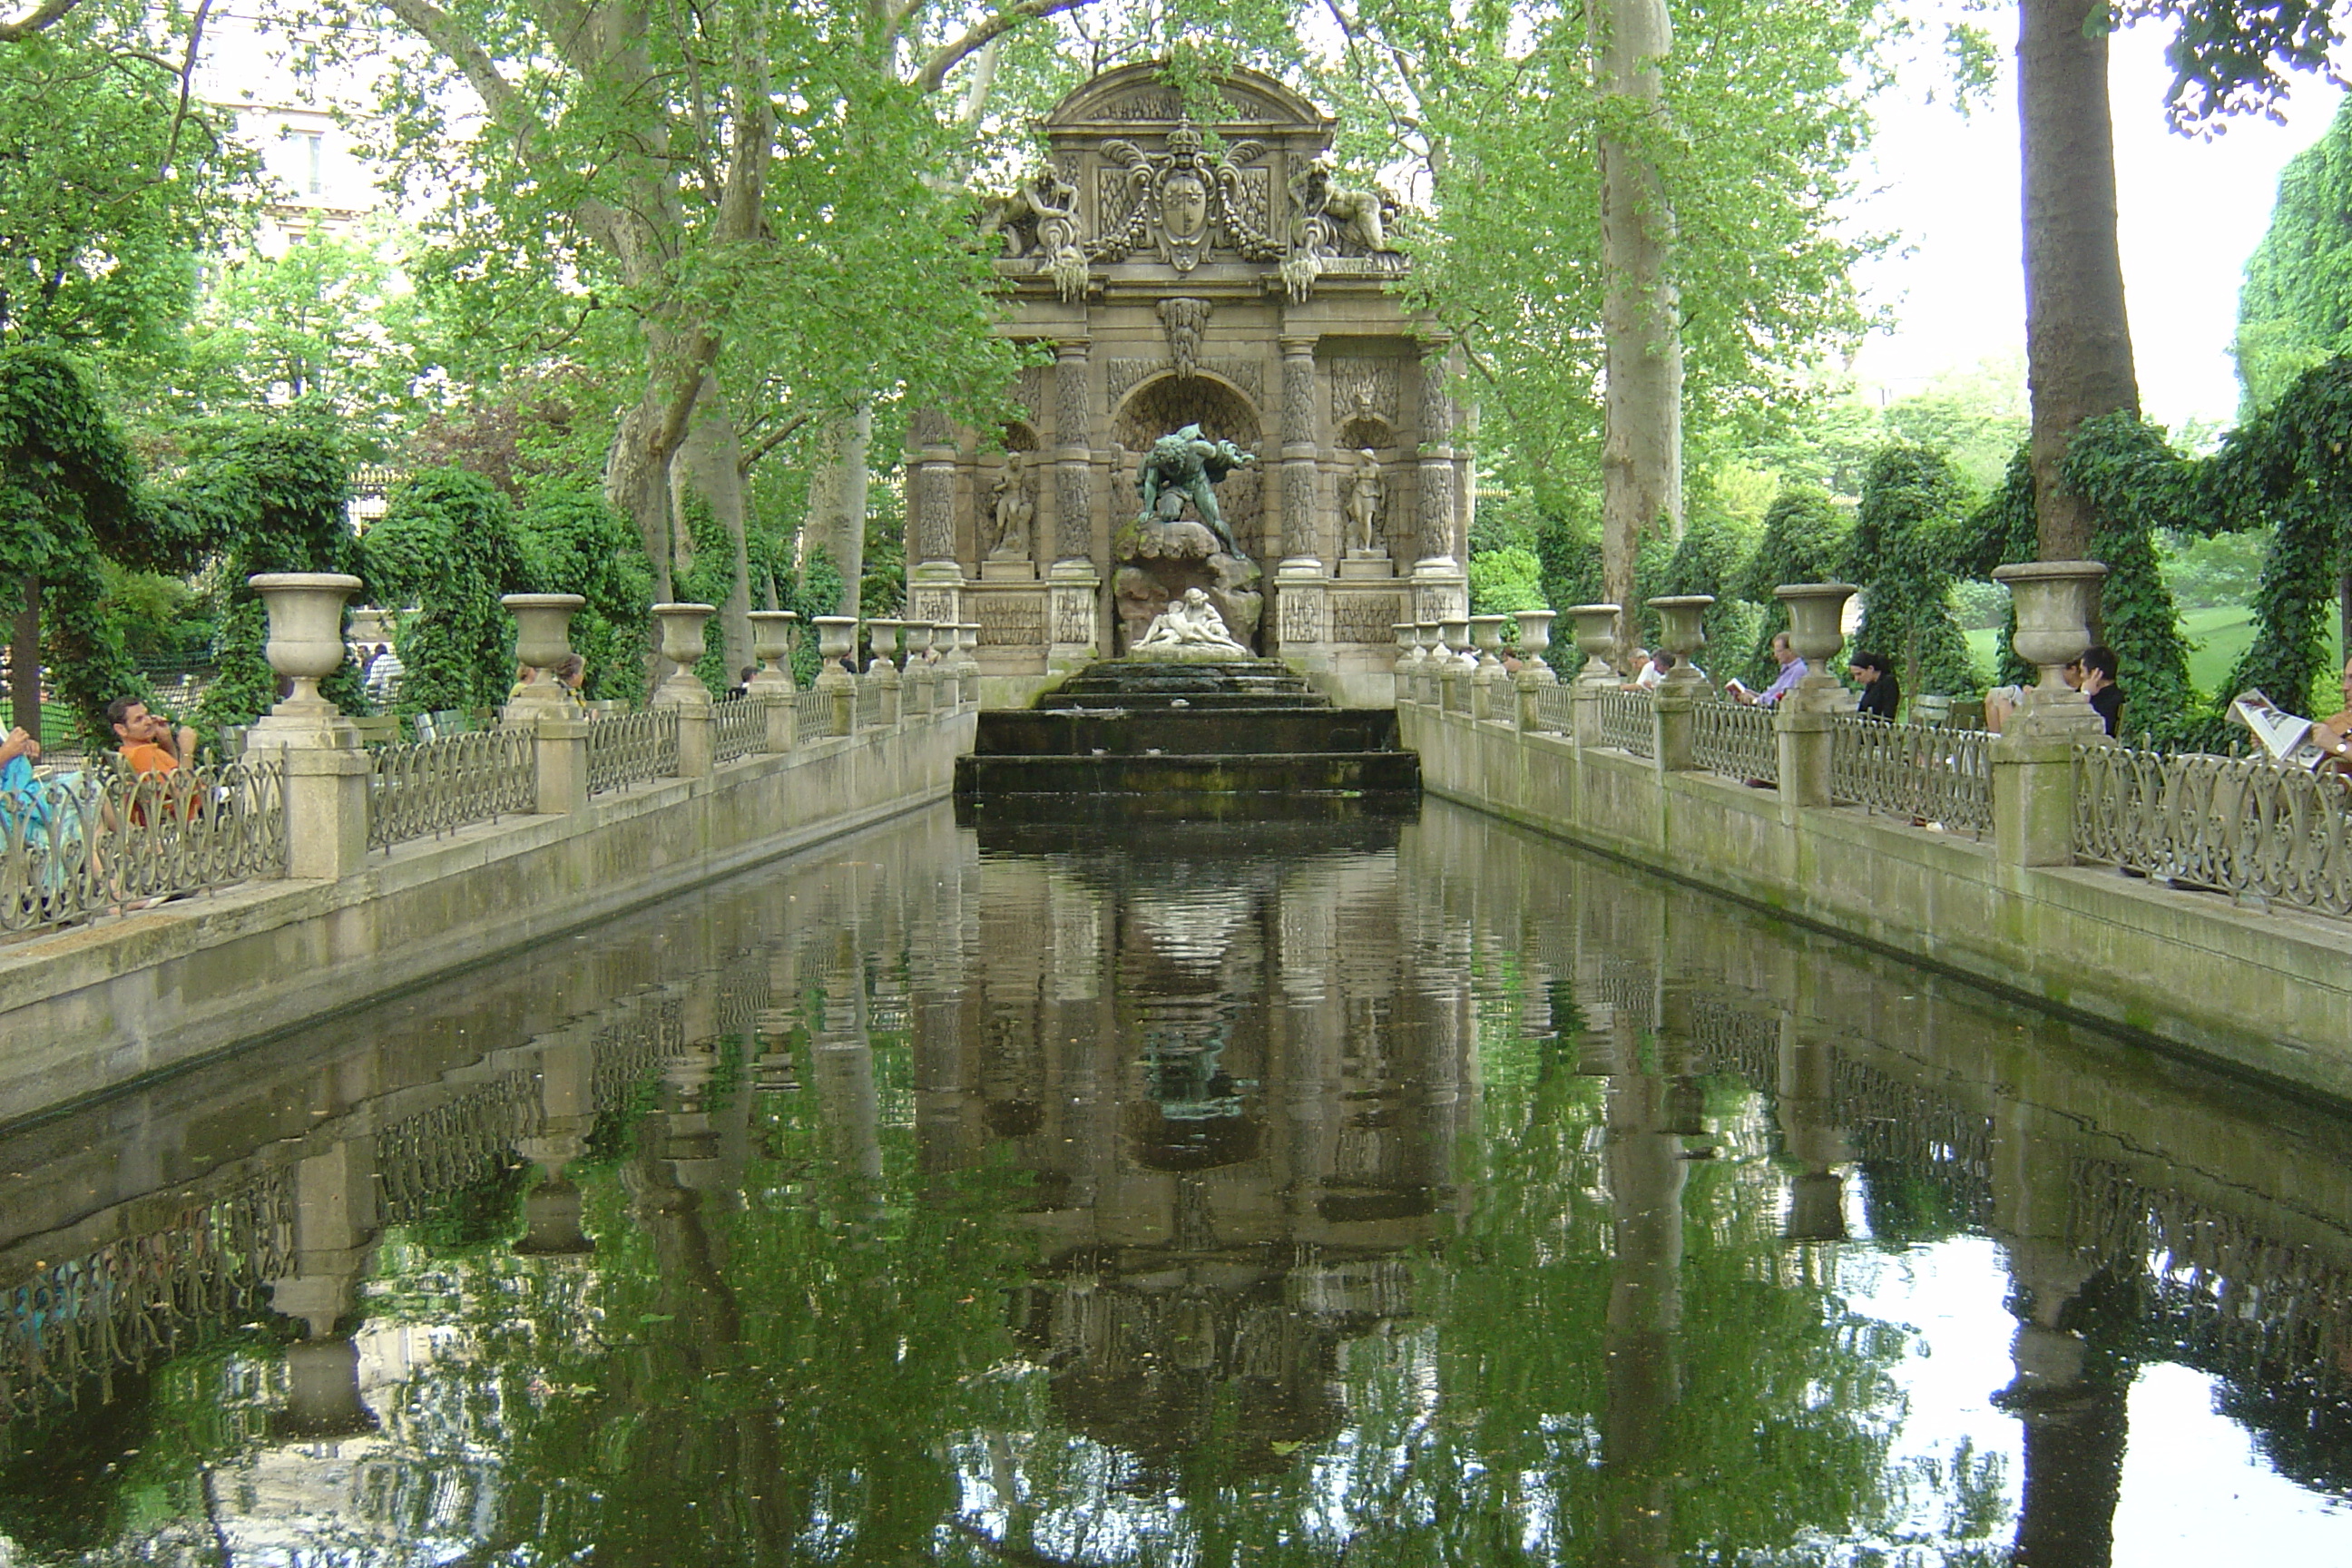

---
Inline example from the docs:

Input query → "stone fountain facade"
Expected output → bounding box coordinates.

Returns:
[904,63,1471,707]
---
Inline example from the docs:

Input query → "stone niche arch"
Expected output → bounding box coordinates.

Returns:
[1112,372,1266,561]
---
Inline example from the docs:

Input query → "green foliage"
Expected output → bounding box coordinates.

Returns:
[672,496,741,693]
[1655,509,1760,679]
[0,347,168,742]
[1848,445,1980,699]
[177,410,365,731]
[1355,0,1887,522]
[1468,545,1546,620]
[2160,527,2269,612]
[2058,414,2202,747]
[366,467,528,715]
[2205,358,2352,721]
[518,487,652,702]
[2234,93,2352,414]
[0,3,260,364]
[1730,483,1854,688]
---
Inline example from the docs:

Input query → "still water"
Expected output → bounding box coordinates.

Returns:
[5,800,2352,1564]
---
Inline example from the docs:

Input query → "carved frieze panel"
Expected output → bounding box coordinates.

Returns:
[908,585,957,624]
[975,599,1049,645]
[1106,357,1264,407]
[1331,593,1403,644]
[1052,593,1095,644]
[1329,358,1400,428]
[1280,588,1325,645]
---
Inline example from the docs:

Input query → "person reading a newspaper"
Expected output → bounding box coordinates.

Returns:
[2312,657,2352,773]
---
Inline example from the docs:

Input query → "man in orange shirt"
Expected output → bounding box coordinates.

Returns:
[107,698,198,776]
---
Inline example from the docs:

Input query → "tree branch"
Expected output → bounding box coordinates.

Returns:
[738,411,812,475]
[0,0,82,44]
[913,0,1096,93]
[380,0,524,123]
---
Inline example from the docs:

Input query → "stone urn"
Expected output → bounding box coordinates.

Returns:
[1564,603,1621,684]
[252,573,361,713]
[1646,595,1713,684]
[1468,614,1509,671]
[866,619,903,673]
[813,616,858,680]
[1514,610,1558,682]
[905,622,936,663]
[1393,623,1419,671]
[503,593,586,712]
[650,602,716,706]
[748,610,799,693]
[1439,616,1474,670]
[1416,622,1442,663]
[1773,583,1856,702]
[1772,583,1854,668]
[1994,561,2109,735]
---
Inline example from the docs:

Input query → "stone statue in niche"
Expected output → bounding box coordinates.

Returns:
[988,451,1034,560]
[1345,449,1386,554]
[1093,119,1280,272]
[1136,424,1257,560]
[1134,588,1250,657]
[1112,425,1264,656]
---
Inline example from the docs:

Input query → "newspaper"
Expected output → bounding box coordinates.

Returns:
[2229,690,2334,769]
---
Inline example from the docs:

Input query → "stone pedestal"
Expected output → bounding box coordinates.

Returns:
[1652,681,1698,772]
[673,707,713,777]
[1339,550,1395,581]
[1993,733,2084,867]
[1048,559,1101,669]
[1274,559,1330,671]
[906,560,965,628]
[533,715,591,815]
[1411,556,1468,627]
[980,560,1038,582]
[762,694,797,754]
[815,671,856,737]
[266,744,370,880]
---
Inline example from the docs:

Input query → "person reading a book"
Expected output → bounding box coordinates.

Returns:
[1731,633,1807,706]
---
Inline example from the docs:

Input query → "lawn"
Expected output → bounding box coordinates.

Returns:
[1963,606,2345,708]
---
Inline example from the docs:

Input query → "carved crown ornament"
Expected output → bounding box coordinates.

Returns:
[1091,118,1283,273]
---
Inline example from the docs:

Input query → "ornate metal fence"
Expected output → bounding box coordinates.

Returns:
[1596,686,1655,759]
[2073,742,2352,916]
[797,687,837,740]
[585,709,680,796]
[368,729,535,851]
[1828,714,1992,835]
[0,1165,294,1422]
[711,696,766,765]
[856,676,886,730]
[1532,681,1575,735]
[2,757,289,937]
[1691,699,1779,786]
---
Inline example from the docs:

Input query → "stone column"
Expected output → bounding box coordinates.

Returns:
[1416,338,1458,564]
[907,407,969,653]
[1052,338,1094,564]
[1278,334,1321,570]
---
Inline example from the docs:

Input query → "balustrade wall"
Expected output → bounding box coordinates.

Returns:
[1400,667,2352,1097]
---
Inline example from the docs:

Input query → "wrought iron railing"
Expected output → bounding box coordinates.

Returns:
[797,687,837,740]
[2073,742,2352,916]
[2,757,289,937]
[711,696,766,765]
[1597,686,1655,759]
[1691,698,1779,786]
[585,708,680,796]
[1828,714,1992,835]
[1532,681,1575,735]
[856,676,886,730]
[368,728,535,850]
[0,1164,294,1422]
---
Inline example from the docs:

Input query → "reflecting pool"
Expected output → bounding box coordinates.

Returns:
[6,800,2352,1563]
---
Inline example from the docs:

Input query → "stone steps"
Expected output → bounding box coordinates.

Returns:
[956,656,1420,822]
